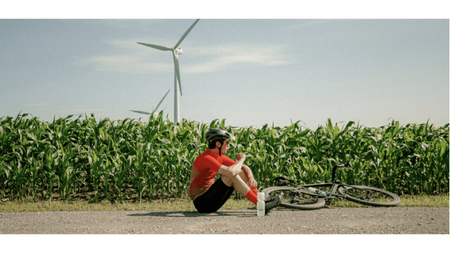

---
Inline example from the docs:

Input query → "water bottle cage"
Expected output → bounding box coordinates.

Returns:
[308,187,329,197]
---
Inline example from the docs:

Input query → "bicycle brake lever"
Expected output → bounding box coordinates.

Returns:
[274,177,295,186]
[274,176,286,186]
[274,177,289,186]
[274,179,289,186]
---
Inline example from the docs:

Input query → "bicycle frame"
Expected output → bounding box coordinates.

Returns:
[275,164,371,202]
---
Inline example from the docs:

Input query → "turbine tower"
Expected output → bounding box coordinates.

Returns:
[137,19,200,123]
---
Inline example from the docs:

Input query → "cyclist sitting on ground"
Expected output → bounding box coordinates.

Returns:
[187,127,282,214]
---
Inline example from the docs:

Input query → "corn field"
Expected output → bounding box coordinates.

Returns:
[0,113,448,203]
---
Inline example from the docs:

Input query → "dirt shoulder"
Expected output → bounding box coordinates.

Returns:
[0,206,448,234]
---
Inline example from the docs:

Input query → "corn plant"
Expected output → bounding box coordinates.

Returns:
[0,113,448,203]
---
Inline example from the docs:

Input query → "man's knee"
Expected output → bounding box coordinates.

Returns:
[221,175,233,187]
[221,174,242,187]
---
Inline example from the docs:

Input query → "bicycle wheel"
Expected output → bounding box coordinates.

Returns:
[262,186,326,210]
[337,185,401,207]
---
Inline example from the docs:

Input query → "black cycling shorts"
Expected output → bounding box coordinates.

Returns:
[193,178,234,213]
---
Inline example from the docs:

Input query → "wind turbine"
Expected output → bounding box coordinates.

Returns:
[130,89,171,116]
[137,19,200,123]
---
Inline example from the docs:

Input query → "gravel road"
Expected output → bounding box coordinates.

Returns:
[1,207,448,234]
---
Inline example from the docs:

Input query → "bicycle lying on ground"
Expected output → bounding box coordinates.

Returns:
[262,164,401,210]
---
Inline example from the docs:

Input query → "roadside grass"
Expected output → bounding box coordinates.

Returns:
[328,194,449,208]
[0,194,448,212]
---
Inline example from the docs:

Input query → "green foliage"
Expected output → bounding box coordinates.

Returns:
[0,113,448,203]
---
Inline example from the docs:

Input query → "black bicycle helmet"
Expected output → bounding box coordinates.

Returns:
[205,127,234,156]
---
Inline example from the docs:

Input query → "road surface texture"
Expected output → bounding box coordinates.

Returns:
[1,207,448,234]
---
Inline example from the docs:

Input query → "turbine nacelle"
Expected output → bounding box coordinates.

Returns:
[174,48,183,55]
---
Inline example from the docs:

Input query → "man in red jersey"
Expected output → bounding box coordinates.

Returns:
[187,127,282,214]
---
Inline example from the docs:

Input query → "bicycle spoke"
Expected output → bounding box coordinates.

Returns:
[344,187,395,203]
[261,186,326,210]
[286,191,319,205]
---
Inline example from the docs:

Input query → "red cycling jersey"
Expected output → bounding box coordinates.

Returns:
[188,149,236,200]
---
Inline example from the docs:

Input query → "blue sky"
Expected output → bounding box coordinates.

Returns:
[1,2,449,129]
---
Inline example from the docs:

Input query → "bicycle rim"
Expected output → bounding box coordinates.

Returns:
[337,185,401,207]
[262,186,326,210]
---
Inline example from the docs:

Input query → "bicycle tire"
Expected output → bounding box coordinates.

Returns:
[337,185,401,207]
[262,186,326,210]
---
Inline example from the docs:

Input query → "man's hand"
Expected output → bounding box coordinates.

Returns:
[236,153,246,161]
[248,177,258,190]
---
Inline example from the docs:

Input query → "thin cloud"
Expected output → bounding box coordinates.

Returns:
[86,40,290,74]
[185,44,289,73]
[90,54,173,73]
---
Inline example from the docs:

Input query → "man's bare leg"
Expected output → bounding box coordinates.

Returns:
[221,174,251,197]
[238,165,258,189]
[222,175,250,196]
[220,163,260,205]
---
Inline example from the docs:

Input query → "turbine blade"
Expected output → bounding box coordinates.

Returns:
[173,19,200,49]
[154,89,171,112]
[130,110,151,115]
[137,42,172,51]
[173,52,182,96]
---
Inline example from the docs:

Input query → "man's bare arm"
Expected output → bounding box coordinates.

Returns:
[218,153,246,177]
